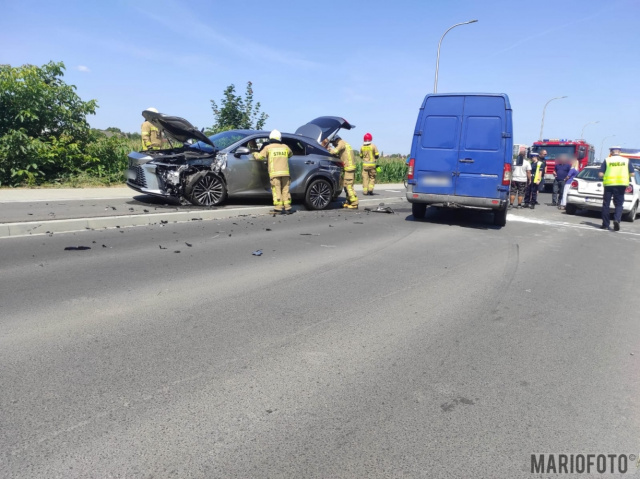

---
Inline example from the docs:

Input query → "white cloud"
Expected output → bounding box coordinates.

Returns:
[76,65,90,73]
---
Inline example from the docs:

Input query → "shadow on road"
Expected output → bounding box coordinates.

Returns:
[404,206,502,230]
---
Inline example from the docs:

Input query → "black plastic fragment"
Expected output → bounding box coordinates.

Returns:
[252,250,263,256]
[64,246,91,251]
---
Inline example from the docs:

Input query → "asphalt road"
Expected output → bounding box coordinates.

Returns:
[0,185,407,223]
[1,195,639,478]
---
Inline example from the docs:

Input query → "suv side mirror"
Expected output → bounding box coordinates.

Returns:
[234,146,251,158]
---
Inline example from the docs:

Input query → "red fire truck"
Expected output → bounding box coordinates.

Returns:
[531,139,595,189]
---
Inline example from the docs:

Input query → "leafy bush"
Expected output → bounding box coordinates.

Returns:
[0,61,98,186]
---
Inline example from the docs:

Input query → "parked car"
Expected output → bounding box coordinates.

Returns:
[126,112,355,210]
[405,93,513,226]
[565,166,640,221]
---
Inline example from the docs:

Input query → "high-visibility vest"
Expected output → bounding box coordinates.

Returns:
[532,161,543,183]
[603,156,630,186]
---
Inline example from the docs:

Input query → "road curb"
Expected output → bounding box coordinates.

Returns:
[0,196,406,239]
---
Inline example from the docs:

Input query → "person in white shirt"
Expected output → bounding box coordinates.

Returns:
[509,147,532,209]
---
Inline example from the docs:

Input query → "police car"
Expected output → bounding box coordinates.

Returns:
[565,166,640,221]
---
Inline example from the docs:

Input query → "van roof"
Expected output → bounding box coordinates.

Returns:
[421,93,511,110]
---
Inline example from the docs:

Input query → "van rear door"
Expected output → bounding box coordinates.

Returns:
[455,95,510,199]
[411,95,463,196]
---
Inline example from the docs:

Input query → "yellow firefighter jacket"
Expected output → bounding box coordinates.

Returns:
[329,139,356,172]
[141,121,162,149]
[360,142,380,169]
[253,142,292,178]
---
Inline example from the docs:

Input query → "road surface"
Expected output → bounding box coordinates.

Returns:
[1,194,638,478]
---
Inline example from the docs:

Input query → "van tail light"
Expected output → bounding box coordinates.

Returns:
[571,180,578,189]
[625,184,633,194]
[502,163,512,185]
[407,158,415,180]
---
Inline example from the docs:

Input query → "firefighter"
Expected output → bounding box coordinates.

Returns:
[325,135,358,208]
[141,107,163,150]
[524,152,543,209]
[598,146,635,231]
[360,132,380,195]
[253,130,293,214]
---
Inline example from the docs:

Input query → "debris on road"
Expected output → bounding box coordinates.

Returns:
[174,250,181,253]
[252,250,263,256]
[160,220,168,224]
[64,246,91,251]
[300,233,320,236]
[143,209,149,213]
[105,206,116,211]
[364,203,396,214]
[185,242,192,247]
[159,245,167,250]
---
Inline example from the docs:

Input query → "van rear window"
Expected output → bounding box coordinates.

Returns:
[463,117,501,151]
[422,116,458,149]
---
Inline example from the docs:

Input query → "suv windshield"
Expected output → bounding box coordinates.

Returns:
[190,131,250,152]
[577,168,601,180]
[532,145,575,159]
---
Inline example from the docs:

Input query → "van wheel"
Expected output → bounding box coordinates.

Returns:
[412,203,427,219]
[624,202,637,222]
[493,205,507,226]
[565,204,577,215]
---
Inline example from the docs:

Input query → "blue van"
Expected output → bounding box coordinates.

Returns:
[406,93,513,226]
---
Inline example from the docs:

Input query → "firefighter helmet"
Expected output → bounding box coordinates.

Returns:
[145,107,159,113]
[364,133,372,142]
[269,129,282,141]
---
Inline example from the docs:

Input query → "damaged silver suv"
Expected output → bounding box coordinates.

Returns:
[126,111,354,210]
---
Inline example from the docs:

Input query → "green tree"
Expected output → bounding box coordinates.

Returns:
[0,61,98,185]
[206,81,268,135]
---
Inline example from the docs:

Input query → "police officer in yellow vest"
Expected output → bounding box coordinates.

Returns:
[525,151,544,209]
[141,107,163,150]
[327,135,358,208]
[360,132,380,195]
[598,146,634,231]
[253,130,293,214]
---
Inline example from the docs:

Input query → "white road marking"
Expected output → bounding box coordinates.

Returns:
[508,214,640,237]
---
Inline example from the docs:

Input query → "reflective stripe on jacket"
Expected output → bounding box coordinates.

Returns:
[253,142,292,178]
[360,142,380,169]
[329,139,356,172]
[532,161,543,183]
[603,156,630,186]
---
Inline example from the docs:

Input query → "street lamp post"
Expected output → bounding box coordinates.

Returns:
[539,96,568,141]
[433,19,478,93]
[600,135,616,162]
[580,120,599,139]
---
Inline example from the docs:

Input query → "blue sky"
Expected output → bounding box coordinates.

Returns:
[1,0,638,156]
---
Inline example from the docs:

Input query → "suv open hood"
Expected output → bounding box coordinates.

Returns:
[142,110,215,148]
[295,116,355,143]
